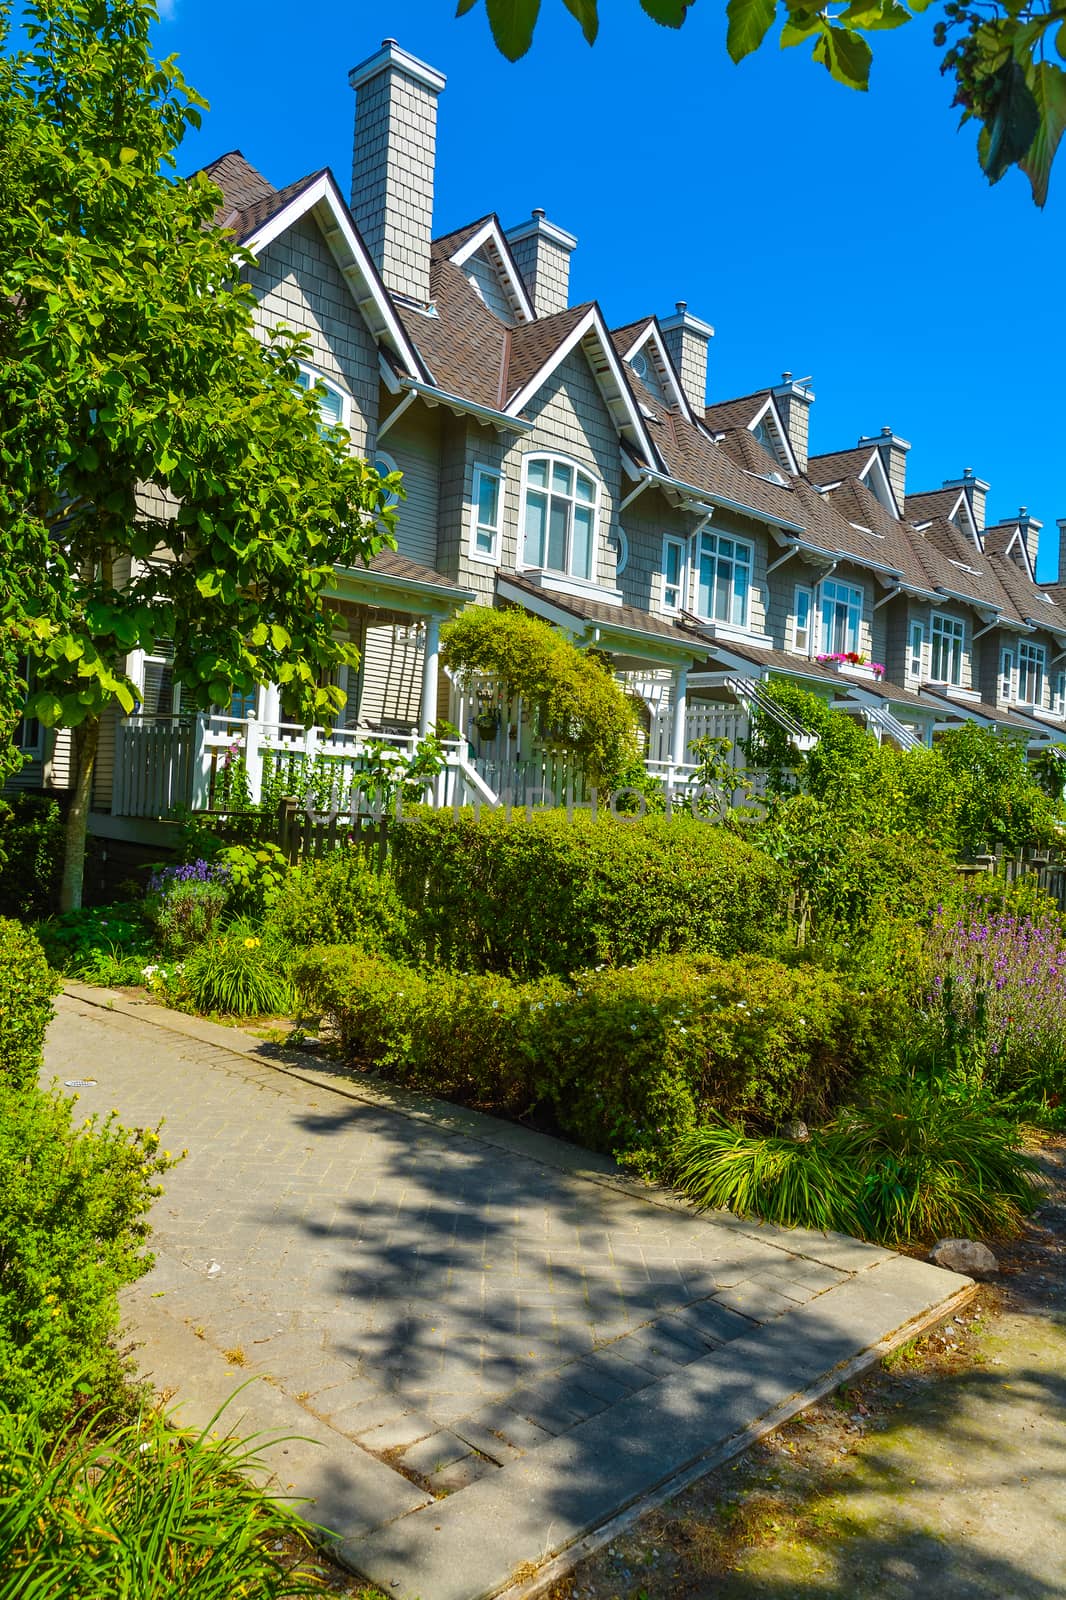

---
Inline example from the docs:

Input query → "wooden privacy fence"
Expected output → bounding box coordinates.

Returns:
[275,797,388,870]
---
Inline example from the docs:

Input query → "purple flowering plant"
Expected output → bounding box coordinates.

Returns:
[928,905,1066,1111]
[146,859,232,955]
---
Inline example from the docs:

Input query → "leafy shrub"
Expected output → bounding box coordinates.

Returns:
[533,953,897,1169]
[0,1083,175,1425]
[35,901,153,980]
[441,606,641,789]
[147,859,231,954]
[266,847,410,955]
[387,809,789,976]
[216,842,289,920]
[0,1399,324,1599]
[0,918,59,1093]
[673,1078,1041,1244]
[0,794,64,920]
[180,926,293,1018]
[295,947,893,1170]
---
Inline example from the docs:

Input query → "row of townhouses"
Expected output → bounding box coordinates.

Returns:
[15,38,1066,836]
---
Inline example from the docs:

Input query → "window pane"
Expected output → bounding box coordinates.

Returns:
[571,505,593,579]
[477,472,499,528]
[476,527,495,554]
[527,458,548,490]
[665,542,681,586]
[732,564,750,627]
[319,386,344,425]
[524,491,546,565]
[714,559,730,622]
[698,552,713,617]
[547,499,568,571]
[552,462,573,496]
[575,473,595,504]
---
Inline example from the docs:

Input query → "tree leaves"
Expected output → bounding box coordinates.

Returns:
[561,0,599,45]
[1019,59,1066,205]
[639,0,695,24]
[812,22,873,90]
[982,57,1041,184]
[483,0,541,59]
[726,0,776,64]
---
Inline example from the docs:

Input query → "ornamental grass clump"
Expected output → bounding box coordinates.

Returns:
[0,1397,325,1600]
[181,925,293,1018]
[673,1077,1041,1245]
[929,907,1066,1109]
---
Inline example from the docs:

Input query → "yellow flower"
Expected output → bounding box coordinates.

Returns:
[243,937,260,949]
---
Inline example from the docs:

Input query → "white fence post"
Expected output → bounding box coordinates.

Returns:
[243,715,263,804]
[191,714,210,809]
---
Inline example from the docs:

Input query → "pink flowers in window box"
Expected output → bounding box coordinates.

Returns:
[815,652,885,679]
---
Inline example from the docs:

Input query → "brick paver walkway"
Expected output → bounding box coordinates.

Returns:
[47,987,971,1600]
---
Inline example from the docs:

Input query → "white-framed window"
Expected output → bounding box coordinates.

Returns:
[297,366,350,437]
[373,449,401,509]
[908,620,925,681]
[610,526,629,578]
[662,536,686,612]
[999,647,1015,703]
[695,531,753,628]
[792,585,813,654]
[1054,670,1066,718]
[819,578,863,655]
[469,463,504,562]
[930,613,965,686]
[1018,640,1047,705]
[521,454,600,581]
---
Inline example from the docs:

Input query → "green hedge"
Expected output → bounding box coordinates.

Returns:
[295,946,894,1171]
[0,1083,173,1425]
[0,918,59,1094]
[0,795,64,921]
[265,847,411,955]
[386,809,789,975]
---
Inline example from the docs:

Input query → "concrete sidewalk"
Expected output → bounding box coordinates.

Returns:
[47,986,973,1600]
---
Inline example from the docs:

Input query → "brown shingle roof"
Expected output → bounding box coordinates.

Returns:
[431,216,495,260]
[806,445,879,488]
[610,318,654,356]
[504,303,593,403]
[985,550,1066,632]
[201,151,275,218]
[906,487,965,526]
[398,257,510,408]
[703,391,771,432]
[367,549,467,592]
[500,572,704,647]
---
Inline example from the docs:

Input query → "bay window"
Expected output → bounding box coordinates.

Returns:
[521,454,599,581]
[695,531,753,628]
[930,613,965,686]
[819,579,863,655]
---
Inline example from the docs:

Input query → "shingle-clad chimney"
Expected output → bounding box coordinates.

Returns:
[858,426,910,513]
[348,40,445,305]
[660,302,714,412]
[772,372,814,473]
[1017,505,1042,572]
[943,467,990,534]
[504,210,577,318]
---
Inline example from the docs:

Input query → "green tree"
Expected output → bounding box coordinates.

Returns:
[2,0,397,909]
[460,0,1066,205]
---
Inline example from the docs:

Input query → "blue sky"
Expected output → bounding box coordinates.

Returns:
[160,0,1065,579]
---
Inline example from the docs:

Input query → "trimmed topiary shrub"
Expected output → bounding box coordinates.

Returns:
[387,808,789,975]
[265,847,410,956]
[0,917,60,1094]
[0,1083,175,1426]
[295,946,894,1171]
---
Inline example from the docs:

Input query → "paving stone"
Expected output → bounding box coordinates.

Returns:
[355,1411,438,1451]
[429,1452,495,1493]
[400,1430,474,1477]
[449,1419,526,1465]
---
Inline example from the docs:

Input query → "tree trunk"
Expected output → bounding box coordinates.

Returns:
[60,715,100,912]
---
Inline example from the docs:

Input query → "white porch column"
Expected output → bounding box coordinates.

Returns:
[670,664,690,769]
[258,683,281,728]
[419,614,441,737]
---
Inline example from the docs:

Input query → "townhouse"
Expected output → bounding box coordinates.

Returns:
[13,37,1066,832]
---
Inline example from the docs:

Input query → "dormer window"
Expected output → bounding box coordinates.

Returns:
[521,454,600,581]
[931,613,965,686]
[297,367,350,437]
[820,579,863,656]
[1018,640,1046,705]
[695,532,753,628]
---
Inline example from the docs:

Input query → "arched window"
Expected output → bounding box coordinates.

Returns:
[297,366,350,437]
[520,454,600,582]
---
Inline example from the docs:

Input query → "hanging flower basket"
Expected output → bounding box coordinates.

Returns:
[474,707,501,741]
